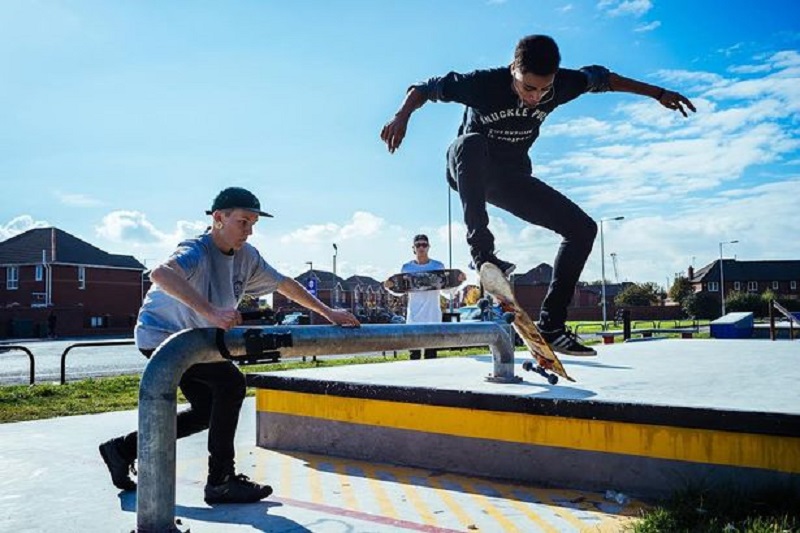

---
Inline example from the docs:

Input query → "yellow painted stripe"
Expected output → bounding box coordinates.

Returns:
[334,463,359,511]
[530,487,592,531]
[395,473,439,526]
[426,477,479,531]
[456,477,525,533]
[306,457,324,504]
[360,465,400,519]
[257,389,800,474]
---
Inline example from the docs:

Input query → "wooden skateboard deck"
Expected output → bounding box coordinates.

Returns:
[383,269,465,293]
[479,263,575,383]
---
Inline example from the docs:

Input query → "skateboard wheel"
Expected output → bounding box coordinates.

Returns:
[502,311,515,324]
[521,360,533,372]
[548,374,559,385]
[477,298,490,310]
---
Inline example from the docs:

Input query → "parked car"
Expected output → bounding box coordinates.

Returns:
[281,312,307,325]
[457,304,522,346]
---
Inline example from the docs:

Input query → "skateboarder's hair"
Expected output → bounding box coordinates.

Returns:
[513,35,560,76]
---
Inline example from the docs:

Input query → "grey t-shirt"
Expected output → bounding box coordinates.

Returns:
[135,232,286,350]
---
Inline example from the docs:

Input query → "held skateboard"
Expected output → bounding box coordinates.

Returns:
[479,263,575,384]
[383,269,465,293]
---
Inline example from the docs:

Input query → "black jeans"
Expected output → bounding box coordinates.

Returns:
[447,133,598,328]
[119,353,246,483]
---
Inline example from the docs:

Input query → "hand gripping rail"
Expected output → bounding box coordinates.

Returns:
[137,322,515,532]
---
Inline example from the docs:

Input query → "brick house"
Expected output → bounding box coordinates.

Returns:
[271,269,403,323]
[689,259,800,301]
[0,227,146,339]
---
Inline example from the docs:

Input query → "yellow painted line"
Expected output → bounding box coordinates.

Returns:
[441,475,524,533]
[256,389,800,474]
[493,485,560,533]
[395,473,439,526]
[528,487,593,531]
[279,450,293,498]
[360,465,400,519]
[305,457,324,504]
[334,463,359,511]
[426,477,478,531]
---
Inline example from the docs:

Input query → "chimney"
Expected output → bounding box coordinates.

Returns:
[50,228,57,262]
[687,265,694,280]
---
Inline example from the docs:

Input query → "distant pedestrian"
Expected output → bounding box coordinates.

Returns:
[98,186,360,503]
[395,234,459,360]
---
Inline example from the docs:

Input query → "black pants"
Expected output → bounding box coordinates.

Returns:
[409,349,437,360]
[119,353,246,483]
[447,133,598,328]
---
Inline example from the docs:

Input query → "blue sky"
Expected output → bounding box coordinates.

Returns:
[2,0,799,289]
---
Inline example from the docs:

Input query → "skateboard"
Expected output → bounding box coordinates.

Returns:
[479,263,574,384]
[383,269,465,293]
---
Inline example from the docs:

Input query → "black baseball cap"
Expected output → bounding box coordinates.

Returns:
[413,234,429,244]
[206,187,273,217]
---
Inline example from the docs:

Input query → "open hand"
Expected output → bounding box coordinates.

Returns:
[326,309,361,328]
[380,114,409,153]
[658,89,696,117]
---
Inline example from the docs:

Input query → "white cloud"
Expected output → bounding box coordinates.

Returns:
[558,3,574,13]
[280,211,385,244]
[597,0,652,17]
[634,20,661,33]
[55,191,103,208]
[0,215,50,241]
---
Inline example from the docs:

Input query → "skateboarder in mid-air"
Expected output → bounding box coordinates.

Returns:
[380,34,695,356]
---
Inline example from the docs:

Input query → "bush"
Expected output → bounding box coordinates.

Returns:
[682,291,720,320]
[725,291,766,316]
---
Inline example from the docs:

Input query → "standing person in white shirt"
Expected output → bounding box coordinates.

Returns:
[401,234,446,360]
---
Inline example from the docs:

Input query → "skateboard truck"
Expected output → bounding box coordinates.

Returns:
[521,360,559,385]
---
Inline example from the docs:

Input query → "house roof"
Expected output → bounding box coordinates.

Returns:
[344,275,382,290]
[579,282,633,298]
[691,260,800,283]
[0,227,145,269]
[511,263,553,286]
[295,269,346,291]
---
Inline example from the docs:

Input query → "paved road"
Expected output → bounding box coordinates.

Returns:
[0,338,402,386]
[0,337,145,385]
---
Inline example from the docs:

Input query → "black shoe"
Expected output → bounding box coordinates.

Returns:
[471,252,516,277]
[539,327,597,356]
[99,438,137,491]
[204,474,273,504]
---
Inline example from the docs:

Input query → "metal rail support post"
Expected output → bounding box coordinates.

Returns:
[137,322,515,532]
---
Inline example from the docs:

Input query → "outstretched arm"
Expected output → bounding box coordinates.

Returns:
[277,278,360,327]
[380,87,428,153]
[608,73,696,117]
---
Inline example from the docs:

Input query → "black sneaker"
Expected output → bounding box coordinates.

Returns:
[471,252,516,277]
[99,437,137,491]
[539,327,597,356]
[204,474,273,504]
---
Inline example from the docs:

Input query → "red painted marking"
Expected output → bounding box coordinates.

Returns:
[275,496,465,533]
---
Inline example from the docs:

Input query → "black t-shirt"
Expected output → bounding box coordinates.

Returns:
[415,66,609,163]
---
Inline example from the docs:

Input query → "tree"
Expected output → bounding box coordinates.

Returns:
[669,276,694,306]
[683,291,720,320]
[614,282,663,306]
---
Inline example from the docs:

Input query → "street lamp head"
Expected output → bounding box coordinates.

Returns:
[612,216,625,221]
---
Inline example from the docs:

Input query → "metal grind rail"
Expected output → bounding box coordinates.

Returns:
[60,340,136,384]
[135,322,515,532]
[0,345,36,385]
[770,299,800,341]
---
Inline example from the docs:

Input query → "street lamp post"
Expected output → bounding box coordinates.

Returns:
[719,240,739,316]
[600,216,624,329]
[332,244,338,278]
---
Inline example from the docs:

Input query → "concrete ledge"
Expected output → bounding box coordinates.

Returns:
[250,342,800,499]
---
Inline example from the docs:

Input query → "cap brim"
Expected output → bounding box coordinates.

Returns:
[205,208,273,218]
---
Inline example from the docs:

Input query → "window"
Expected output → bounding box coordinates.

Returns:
[31,293,47,307]
[78,266,86,290]
[6,266,19,290]
[35,265,43,281]
[772,281,779,290]
[747,281,758,292]
[792,281,797,290]
[733,281,740,291]
[707,281,719,292]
